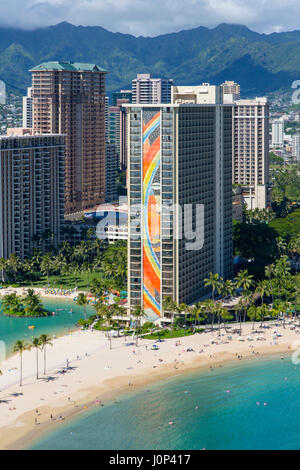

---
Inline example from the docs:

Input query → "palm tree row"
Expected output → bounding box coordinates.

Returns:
[0,239,127,291]
[1,289,48,317]
[160,256,300,337]
[13,334,53,386]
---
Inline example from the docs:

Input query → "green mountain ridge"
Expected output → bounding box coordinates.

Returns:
[1,21,300,95]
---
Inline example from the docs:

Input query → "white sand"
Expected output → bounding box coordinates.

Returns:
[0,286,79,300]
[0,320,299,449]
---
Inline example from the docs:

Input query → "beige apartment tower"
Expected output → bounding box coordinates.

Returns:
[232,98,271,210]
[221,81,241,103]
[0,134,65,260]
[30,61,107,214]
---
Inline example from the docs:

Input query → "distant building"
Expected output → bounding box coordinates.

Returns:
[232,186,244,222]
[0,134,64,259]
[105,143,119,202]
[221,81,240,103]
[6,128,33,136]
[109,99,130,170]
[172,83,223,104]
[84,201,128,244]
[292,134,300,159]
[22,87,33,128]
[30,61,107,214]
[111,90,132,107]
[233,98,271,210]
[105,96,110,142]
[132,74,173,104]
[272,120,284,147]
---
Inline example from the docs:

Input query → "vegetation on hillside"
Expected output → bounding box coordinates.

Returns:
[3,22,300,94]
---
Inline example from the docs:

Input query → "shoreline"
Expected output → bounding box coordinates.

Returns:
[12,349,288,451]
[0,320,299,450]
[0,286,80,301]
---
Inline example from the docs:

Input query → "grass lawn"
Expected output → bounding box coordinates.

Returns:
[7,271,105,291]
[143,328,204,340]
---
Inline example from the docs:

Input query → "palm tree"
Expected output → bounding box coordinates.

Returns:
[40,253,53,285]
[23,258,36,285]
[162,296,176,335]
[89,278,107,299]
[1,292,22,316]
[204,272,223,301]
[23,289,45,316]
[0,257,7,283]
[255,280,268,307]
[192,303,207,331]
[256,304,270,328]
[13,340,29,386]
[215,304,223,336]
[130,305,146,346]
[204,299,217,332]
[6,253,22,283]
[76,292,89,321]
[111,303,126,333]
[175,302,187,332]
[276,236,287,256]
[39,334,53,375]
[234,297,247,335]
[31,337,41,379]
[53,255,67,286]
[265,263,276,304]
[221,279,236,300]
[248,305,259,330]
[103,308,114,349]
[81,261,92,289]
[235,269,254,293]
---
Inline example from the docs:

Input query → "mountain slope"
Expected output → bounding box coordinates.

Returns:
[0,22,300,95]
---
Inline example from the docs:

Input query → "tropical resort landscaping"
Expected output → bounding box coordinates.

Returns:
[1,289,50,317]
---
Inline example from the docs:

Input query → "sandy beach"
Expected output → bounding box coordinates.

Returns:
[0,286,79,301]
[0,319,300,450]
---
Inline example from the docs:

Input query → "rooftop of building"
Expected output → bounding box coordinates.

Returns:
[123,103,233,108]
[0,133,65,140]
[30,61,107,73]
[235,97,268,105]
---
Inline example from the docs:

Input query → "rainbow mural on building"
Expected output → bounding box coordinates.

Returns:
[142,110,161,320]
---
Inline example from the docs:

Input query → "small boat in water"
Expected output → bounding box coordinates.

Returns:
[28,325,35,330]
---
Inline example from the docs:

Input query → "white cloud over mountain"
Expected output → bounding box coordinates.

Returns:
[0,0,299,36]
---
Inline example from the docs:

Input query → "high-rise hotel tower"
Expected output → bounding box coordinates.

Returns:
[30,61,107,214]
[126,84,233,323]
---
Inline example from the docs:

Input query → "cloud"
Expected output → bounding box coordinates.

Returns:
[0,0,300,36]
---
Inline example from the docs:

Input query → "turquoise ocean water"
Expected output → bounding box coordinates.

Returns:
[0,297,94,357]
[30,354,300,450]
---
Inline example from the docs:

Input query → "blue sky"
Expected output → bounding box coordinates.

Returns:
[0,0,299,36]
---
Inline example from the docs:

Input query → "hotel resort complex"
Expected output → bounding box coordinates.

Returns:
[126,85,233,323]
